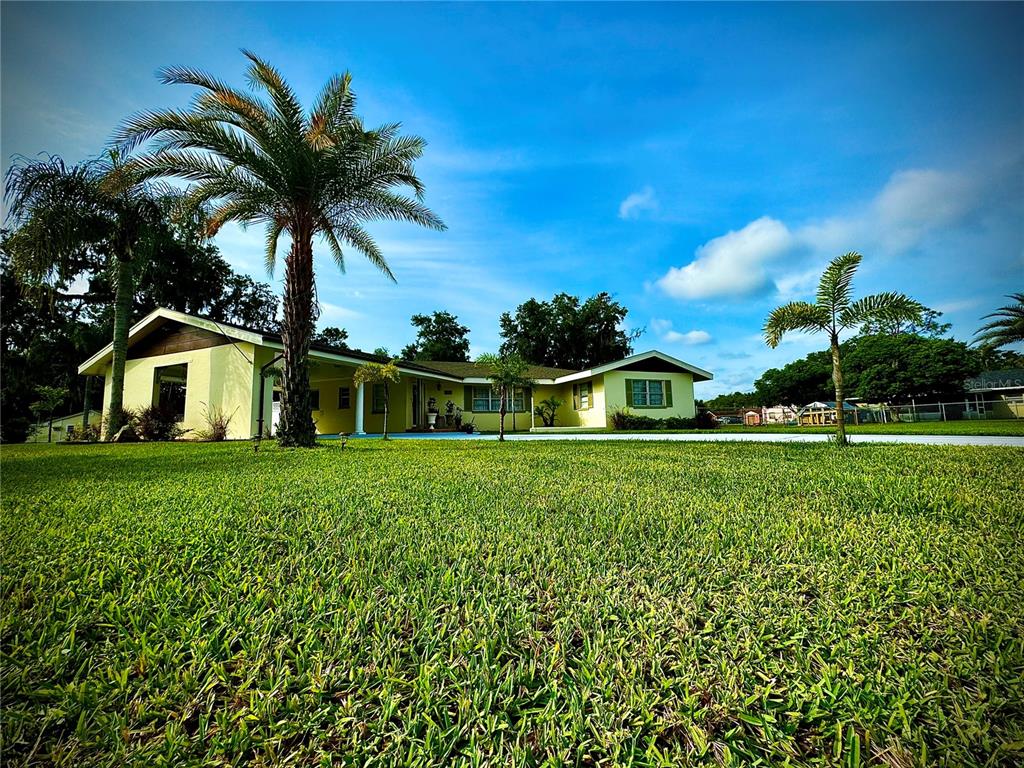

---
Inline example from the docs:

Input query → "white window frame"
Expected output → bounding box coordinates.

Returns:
[472,386,525,413]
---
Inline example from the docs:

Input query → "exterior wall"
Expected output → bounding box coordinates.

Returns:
[452,382,541,432]
[100,342,257,439]
[603,369,697,419]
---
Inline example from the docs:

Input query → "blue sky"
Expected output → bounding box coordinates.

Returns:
[3,2,1022,395]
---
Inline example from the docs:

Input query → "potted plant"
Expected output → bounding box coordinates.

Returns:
[453,406,463,430]
[427,397,439,430]
[444,400,455,426]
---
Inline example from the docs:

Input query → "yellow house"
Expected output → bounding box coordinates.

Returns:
[78,308,713,438]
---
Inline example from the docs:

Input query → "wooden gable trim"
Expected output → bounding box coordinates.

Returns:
[129,321,232,359]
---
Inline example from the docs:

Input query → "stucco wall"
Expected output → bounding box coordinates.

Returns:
[603,369,697,419]
[100,342,257,439]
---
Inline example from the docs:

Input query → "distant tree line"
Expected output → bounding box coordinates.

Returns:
[705,319,1023,412]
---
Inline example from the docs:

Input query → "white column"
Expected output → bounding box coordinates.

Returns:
[355,382,366,434]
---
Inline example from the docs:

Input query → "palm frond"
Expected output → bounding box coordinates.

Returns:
[763,302,829,348]
[241,50,306,139]
[332,221,395,282]
[839,292,923,330]
[816,251,862,313]
[974,293,1024,348]
[264,219,285,277]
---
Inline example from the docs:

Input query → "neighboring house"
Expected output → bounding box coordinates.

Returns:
[965,369,1024,419]
[77,308,713,439]
[26,410,102,443]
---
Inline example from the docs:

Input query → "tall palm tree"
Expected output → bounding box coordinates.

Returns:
[764,252,922,445]
[974,293,1024,351]
[115,51,446,447]
[4,153,166,438]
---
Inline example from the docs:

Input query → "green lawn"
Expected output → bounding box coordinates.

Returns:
[2,441,1022,766]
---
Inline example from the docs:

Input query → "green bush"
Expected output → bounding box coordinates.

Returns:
[135,405,184,441]
[609,408,719,430]
[66,424,101,443]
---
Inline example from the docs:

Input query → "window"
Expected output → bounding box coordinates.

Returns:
[471,386,525,412]
[338,386,351,409]
[628,379,671,408]
[153,363,187,421]
[573,382,592,410]
[371,383,387,413]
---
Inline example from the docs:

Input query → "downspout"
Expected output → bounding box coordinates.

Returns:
[256,353,284,437]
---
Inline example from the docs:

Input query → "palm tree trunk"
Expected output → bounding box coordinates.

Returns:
[831,335,847,446]
[105,254,133,439]
[278,226,317,448]
[498,386,506,442]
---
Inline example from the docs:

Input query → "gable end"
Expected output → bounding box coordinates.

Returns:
[129,321,232,359]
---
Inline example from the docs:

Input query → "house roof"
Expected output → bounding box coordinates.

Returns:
[553,350,713,383]
[965,369,1024,392]
[77,308,460,380]
[78,309,714,385]
[417,360,578,381]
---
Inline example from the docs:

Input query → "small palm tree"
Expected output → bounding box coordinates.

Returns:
[974,293,1024,350]
[764,252,922,445]
[116,51,445,447]
[4,154,167,438]
[353,361,400,440]
[475,353,534,442]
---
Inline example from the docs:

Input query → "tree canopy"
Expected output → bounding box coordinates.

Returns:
[499,292,641,370]
[313,327,350,350]
[401,311,470,361]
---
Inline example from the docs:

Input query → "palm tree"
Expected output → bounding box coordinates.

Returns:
[115,51,445,447]
[764,252,922,445]
[974,293,1024,350]
[4,154,166,438]
[475,353,534,442]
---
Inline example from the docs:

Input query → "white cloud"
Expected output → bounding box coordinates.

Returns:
[664,329,712,345]
[649,318,673,334]
[657,216,794,299]
[870,169,975,251]
[618,186,658,220]
[656,166,985,303]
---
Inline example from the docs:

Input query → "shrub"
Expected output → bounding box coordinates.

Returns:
[608,408,719,431]
[135,405,184,441]
[195,403,236,441]
[533,396,564,427]
[67,424,101,443]
[102,407,139,439]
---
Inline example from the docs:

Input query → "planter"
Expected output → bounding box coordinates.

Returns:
[427,412,438,430]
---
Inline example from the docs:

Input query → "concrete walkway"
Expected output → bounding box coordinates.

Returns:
[504,432,1024,447]
[345,431,1024,447]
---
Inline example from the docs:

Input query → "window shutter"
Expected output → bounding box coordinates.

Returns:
[588,383,594,410]
[464,387,473,412]
[573,383,579,410]
[664,380,673,408]
[624,378,634,407]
